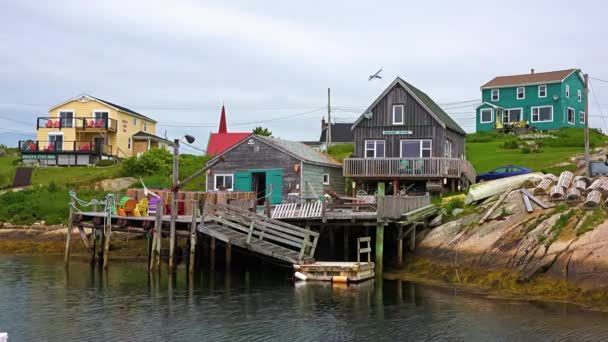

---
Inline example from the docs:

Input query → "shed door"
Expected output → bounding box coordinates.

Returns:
[265,169,283,204]
[233,172,252,192]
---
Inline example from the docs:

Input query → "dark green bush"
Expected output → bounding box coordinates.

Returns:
[502,140,519,149]
[121,148,173,177]
[521,147,531,154]
[96,159,115,167]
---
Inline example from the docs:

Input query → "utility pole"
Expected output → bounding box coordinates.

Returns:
[327,87,331,151]
[169,138,179,272]
[584,73,590,177]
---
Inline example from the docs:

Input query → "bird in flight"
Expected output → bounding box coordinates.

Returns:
[368,68,383,81]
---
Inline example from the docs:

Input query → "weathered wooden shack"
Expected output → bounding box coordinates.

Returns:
[205,135,344,204]
[343,77,476,194]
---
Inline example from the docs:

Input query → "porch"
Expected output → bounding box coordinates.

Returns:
[343,157,476,183]
[19,140,113,166]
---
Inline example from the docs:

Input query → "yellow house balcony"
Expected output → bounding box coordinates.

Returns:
[36,117,117,132]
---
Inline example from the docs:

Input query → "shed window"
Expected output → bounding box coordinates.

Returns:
[567,107,575,124]
[400,139,432,158]
[578,89,582,102]
[392,104,404,125]
[502,108,522,123]
[214,174,234,191]
[491,89,499,101]
[516,87,525,99]
[580,111,586,124]
[538,84,547,98]
[480,108,493,123]
[322,174,330,185]
[531,106,553,123]
[365,140,385,158]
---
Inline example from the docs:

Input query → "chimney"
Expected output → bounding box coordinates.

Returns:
[321,116,326,130]
[531,68,535,74]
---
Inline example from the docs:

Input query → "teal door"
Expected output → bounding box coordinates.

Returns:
[265,169,283,204]
[233,171,252,192]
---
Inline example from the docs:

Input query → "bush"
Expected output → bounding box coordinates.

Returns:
[121,148,173,177]
[443,197,465,216]
[521,147,531,154]
[542,128,608,148]
[96,159,115,167]
[502,140,519,149]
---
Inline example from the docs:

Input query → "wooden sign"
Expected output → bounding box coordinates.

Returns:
[383,130,412,135]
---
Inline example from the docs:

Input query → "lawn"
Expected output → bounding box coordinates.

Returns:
[466,128,608,174]
[0,155,19,188]
[327,144,354,162]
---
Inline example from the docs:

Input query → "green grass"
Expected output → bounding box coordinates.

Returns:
[327,144,354,162]
[466,128,608,173]
[32,164,121,188]
[0,155,19,189]
[576,209,607,236]
[137,154,212,191]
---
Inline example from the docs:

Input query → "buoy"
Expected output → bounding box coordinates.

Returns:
[294,272,307,281]
[332,276,348,283]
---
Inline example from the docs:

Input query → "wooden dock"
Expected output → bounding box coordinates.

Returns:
[294,262,375,282]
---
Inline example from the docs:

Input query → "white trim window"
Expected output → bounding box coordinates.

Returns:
[531,106,553,123]
[322,174,330,185]
[365,140,385,158]
[578,89,582,102]
[143,121,148,132]
[214,174,234,191]
[566,85,570,98]
[502,108,523,124]
[48,132,64,151]
[445,139,453,158]
[491,89,499,101]
[566,107,575,124]
[400,139,432,158]
[133,117,138,126]
[58,110,74,128]
[516,87,525,100]
[480,108,493,123]
[579,111,586,124]
[392,104,404,125]
[538,84,547,98]
[127,137,132,150]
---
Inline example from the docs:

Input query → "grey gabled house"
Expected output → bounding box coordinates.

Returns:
[205,135,344,204]
[343,77,476,195]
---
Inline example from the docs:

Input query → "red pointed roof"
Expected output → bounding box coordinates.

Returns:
[206,105,251,155]
[218,105,227,133]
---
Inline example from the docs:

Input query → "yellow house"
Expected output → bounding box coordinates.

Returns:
[20,94,171,166]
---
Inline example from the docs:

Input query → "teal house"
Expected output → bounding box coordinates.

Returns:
[476,69,586,131]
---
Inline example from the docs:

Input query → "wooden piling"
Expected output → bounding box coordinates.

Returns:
[90,226,97,267]
[343,228,349,261]
[151,204,163,272]
[397,225,403,267]
[329,226,335,259]
[102,204,112,270]
[226,242,232,269]
[64,200,75,268]
[210,236,216,271]
[410,226,416,251]
[375,221,384,276]
[189,199,199,274]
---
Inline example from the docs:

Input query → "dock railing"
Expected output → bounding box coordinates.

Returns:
[376,194,431,220]
[343,157,476,183]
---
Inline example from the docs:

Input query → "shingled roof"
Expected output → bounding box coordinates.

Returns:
[352,77,466,136]
[481,69,578,89]
[319,123,354,143]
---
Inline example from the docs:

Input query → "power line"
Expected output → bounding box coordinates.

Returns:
[0,127,33,134]
[0,115,33,127]
[181,141,206,154]
[437,99,480,105]
[589,79,608,132]
[590,76,608,84]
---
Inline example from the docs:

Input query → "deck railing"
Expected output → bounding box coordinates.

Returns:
[19,140,112,155]
[37,117,117,131]
[343,157,476,182]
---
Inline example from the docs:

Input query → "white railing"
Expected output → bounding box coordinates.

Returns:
[343,157,476,182]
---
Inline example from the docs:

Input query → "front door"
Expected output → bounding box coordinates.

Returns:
[265,169,283,205]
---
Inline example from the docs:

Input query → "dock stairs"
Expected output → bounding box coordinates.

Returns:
[199,203,320,264]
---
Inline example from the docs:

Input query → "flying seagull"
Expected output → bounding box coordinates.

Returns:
[368,68,383,81]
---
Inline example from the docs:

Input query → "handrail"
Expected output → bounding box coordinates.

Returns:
[36,116,117,131]
[343,157,476,182]
[18,140,112,154]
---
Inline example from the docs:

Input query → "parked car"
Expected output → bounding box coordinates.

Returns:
[476,165,533,182]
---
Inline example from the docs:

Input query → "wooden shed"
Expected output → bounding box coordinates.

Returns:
[205,135,344,204]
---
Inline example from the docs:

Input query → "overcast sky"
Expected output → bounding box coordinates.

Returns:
[1,0,607,152]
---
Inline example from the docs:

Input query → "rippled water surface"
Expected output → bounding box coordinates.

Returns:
[2,256,608,341]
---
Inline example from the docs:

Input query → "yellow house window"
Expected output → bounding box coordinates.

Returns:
[128,137,132,150]
[144,121,147,132]
[133,118,137,126]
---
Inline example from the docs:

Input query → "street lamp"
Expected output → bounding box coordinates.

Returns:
[169,134,195,272]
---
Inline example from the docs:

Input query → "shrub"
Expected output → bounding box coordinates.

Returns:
[121,148,173,177]
[443,197,465,216]
[502,140,519,149]
[521,147,531,154]
[96,159,115,167]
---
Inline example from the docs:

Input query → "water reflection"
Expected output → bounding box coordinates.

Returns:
[1,256,608,341]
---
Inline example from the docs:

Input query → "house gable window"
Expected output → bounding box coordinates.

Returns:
[580,111,586,124]
[538,84,547,98]
[502,108,522,123]
[214,174,234,191]
[400,139,432,158]
[566,107,575,124]
[392,104,404,125]
[516,87,525,100]
[491,89,499,101]
[480,108,493,123]
[59,110,74,128]
[322,174,330,185]
[365,140,385,158]
[566,85,570,98]
[531,106,553,123]
[578,89,582,102]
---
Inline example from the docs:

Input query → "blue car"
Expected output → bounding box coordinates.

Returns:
[476,165,534,182]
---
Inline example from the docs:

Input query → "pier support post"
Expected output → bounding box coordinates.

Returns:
[210,236,216,271]
[189,200,200,274]
[150,205,163,272]
[343,228,349,261]
[64,200,75,268]
[103,203,112,271]
[90,226,97,267]
[410,226,416,251]
[225,242,232,270]
[397,225,403,268]
[329,226,335,259]
[375,221,384,277]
